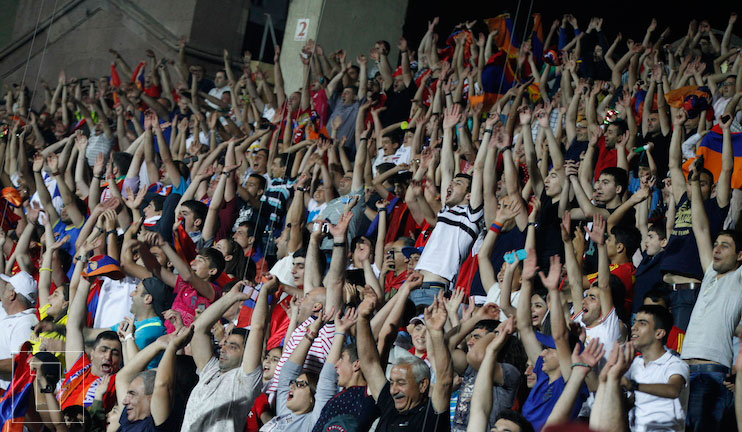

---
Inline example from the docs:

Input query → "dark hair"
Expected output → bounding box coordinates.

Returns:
[610,119,628,136]
[94,331,121,349]
[229,327,249,346]
[637,304,673,344]
[599,167,629,195]
[182,200,208,226]
[342,342,359,363]
[293,247,326,277]
[643,289,669,306]
[717,229,742,254]
[454,173,473,192]
[219,239,248,278]
[248,173,267,191]
[198,247,226,281]
[383,129,404,146]
[473,319,500,333]
[497,409,534,432]
[610,225,642,259]
[648,222,666,240]
[150,195,166,212]
[112,152,133,175]
[351,235,374,253]
[274,152,291,168]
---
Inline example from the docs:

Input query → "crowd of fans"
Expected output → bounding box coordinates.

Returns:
[1,9,742,432]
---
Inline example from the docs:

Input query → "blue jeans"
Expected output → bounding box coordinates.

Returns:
[669,288,699,331]
[686,364,734,431]
[409,283,444,307]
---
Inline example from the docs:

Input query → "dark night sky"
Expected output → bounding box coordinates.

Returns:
[403,0,736,54]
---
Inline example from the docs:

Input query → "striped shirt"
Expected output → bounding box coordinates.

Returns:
[266,316,335,395]
[415,203,484,282]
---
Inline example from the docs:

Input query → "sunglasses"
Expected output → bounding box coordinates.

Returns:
[289,379,309,389]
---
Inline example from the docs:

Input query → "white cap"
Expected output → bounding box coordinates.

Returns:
[1,272,38,304]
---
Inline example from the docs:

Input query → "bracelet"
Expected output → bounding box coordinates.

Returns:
[489,220,503,234]
[571,362,591,369]
[377,207,387,212]
[124,334,134,341]
[333,242,346,248]
[39,268,53,273]
[360,138,368,141]
[445,93,452,97]
[107,230,117,236]
[221,171,230,176]
[528,222,538,228]
[334,332,346,337]
[95,175,105,180]
[484,128,493,134]
[52,171,61,176]
[296,186,308,192]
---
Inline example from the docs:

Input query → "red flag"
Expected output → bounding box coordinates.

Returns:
[173,220,198,264]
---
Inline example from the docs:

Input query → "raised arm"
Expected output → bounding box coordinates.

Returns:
[425,297,453,413]
[690,160,713,271]
[517,249,544,364]
[356,292,387,400]
[243,275,276,373]
[587,213,614,316]
[150,326,193,426]
[540,255,573,380]
[717,114,734,208]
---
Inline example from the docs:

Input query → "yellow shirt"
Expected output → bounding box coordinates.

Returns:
[28,304,67,368]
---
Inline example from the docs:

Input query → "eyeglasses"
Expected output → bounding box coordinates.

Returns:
[289,379,309,389]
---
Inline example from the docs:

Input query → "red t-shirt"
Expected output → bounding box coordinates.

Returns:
[587,262,636,314]
[166,275,221,333]
[384,270,408,293]
[245,392,271,432]
[58,354,117,410]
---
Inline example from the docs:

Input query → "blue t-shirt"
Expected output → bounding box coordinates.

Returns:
[470,226,526,296]
[54,218,85,279]
[111,317,166,368]
[522,356,588,431]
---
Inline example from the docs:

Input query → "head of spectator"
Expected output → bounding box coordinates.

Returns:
[631,304,673,352]
[543,167,563,199]
[530,287,549,331]
[180,200,208,234]
[381,130,403,156]
[465,319,500,369]
[336,169,354,196]
[214,70,227,89]
[191,247,226,282]
[687,167,714,201]
[446,173,473,206]
[45,283,69,320]
[262,346,282,384]
[251,148,269,175]
[122,369,156,422]
[575,118,589,141]
[286,371,320,414]
[217,327,249,372]
[606,225,641,265]
[720,74,736,98]
[233,221,257,254]
[594,167,628,207]
[385,237,414,274]
[90,330,123,376]
[271,153,290,179]
[246,172,267,198]
[408,314,428,356]
[711,229,742,274]
[341,85,357,106]
[214,238,248,277]
[129,277,168,320]
[402,246,422,273]
[143,195,165,220]
[645,223,668,256]
[494,409,535,432]
[0,271,38,314]
[334,342,365,388]
[604,119,628,148]
[292,248,308,287]
[288,91,301,112]
[389,355,431,412]
[111,152,133,178]
[297,286,327,323]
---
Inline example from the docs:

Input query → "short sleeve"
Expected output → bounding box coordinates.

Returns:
[501,363,521,391]
[666,357,690,385]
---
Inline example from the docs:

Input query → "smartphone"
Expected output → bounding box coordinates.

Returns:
[321,223,330,234]
[725,374,736,384]
[721,114,732,124]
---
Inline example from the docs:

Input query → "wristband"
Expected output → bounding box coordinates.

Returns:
[571,362,591,369]
[96,226,105,233]
[489,220,503,234]
[107,230,117,236]
[52,171,61,177]
[445,93,452,97]
[221,171,230,176]
[334,332,346,337]
[377,207,387,212]
[296,186,308,192]
[95,175,105,180]
[484,128,493,134]
[360,138,368,141]
[39,268,53,273]
[528,222,538,228]
[124,334,134,341]
[333,242,346,248]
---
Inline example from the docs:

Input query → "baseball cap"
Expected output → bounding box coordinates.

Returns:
[142,277,171,317]
[409,314,425,326]
[1,271,38,304]
[401,246,424,259]
[82,255,125,280]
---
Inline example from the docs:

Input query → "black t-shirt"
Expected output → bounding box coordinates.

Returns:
[470,226,527,296]
[536,190,564,270]
[312,385,379,432]
[375,382,449,432]
[633,250,668,313]
[640,131,671,180]
[119,411,162,432]
[380,83,417,127]
[660,192,729,280]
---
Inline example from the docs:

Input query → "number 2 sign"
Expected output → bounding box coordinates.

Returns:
[294,19,310,41]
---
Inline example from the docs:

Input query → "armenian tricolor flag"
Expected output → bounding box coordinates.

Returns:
[692,124,742,188]
[0,342,34,432]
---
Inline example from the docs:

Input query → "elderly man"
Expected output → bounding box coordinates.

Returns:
[0,271,39,391]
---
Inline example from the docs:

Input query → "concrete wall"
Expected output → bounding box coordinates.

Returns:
[279,0,408,93]
[0,0,248,107]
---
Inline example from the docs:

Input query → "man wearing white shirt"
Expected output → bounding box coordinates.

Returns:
[624,305,689,432]
[0,271,40,390]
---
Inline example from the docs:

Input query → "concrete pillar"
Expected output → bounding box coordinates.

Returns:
[280,0,408,93]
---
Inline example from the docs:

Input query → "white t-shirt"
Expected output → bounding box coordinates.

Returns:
[0,309,38,389]
[625,350,689,432]
[573,307,622,365]
[481,283,521,321]
[415,203,483,282]
[93,276,139,328]
[372,145,412,176]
